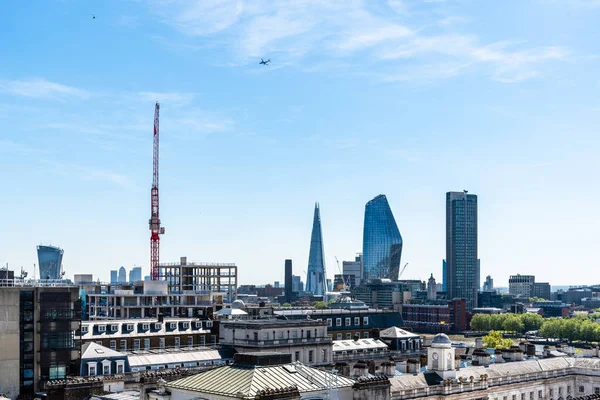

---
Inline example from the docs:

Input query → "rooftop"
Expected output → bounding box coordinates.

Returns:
[333,338,389,352]
[167,360,354,399]
[379,326,421,339]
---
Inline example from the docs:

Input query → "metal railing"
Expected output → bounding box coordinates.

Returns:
[0,278,77,287]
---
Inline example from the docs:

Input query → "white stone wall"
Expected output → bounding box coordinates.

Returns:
[0,289,21,400]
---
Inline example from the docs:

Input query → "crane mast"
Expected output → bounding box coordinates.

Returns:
[150,102,164,280]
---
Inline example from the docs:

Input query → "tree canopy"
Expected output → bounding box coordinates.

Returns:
[482,331,514,349]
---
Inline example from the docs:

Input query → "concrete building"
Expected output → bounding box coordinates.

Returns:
[0,278,81,399]
[351,279,425,311]
[159,256,238,303]
[427,274,437,301]
[446,191,479,311]
[343,254,363,287]
[509,274,536,298]
[509,274,551,300]
[82,279,219,320]
[218,319,333,366]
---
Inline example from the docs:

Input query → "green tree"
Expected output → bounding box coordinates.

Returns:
[541,319,562,339]
[470,314,491,331]
[314,301,328,309]
[521,313,544,332]
[282,303,292,308]
[579,319,596,342]
[482,330,514,349]
[503,314,524,333]
[491,314,509,331]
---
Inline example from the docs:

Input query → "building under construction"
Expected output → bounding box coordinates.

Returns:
[160,257,238,304]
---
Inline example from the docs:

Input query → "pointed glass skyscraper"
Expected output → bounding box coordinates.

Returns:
[362,195,403,281]
[306,203,327,295]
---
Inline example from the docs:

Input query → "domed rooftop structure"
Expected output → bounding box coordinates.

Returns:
[431,333,452,347]
[231,299,245,309]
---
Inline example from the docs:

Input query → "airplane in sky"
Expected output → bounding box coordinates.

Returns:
[259,58,271,65]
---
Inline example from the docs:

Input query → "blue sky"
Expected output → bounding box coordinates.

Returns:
[1,0,599,287]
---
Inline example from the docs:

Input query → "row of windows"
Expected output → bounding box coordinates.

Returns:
[88,361,125,376]
[335,332,370,340]
[326,317,369,327]
[84,320,213,334]
[105,335,206,351]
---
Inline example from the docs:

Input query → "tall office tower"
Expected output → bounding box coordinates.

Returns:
[446,191,479,311]
[306,203,327,296]
[129,266,142,283]
[37,245,64,280]
[110,270,118,283]
[118,266,127,283]
[284,259,293,303]
[442,260,447,292]
[362,194,403,281]
[483,275,494,291]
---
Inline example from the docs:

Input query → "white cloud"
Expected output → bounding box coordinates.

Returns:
[147,0,568,83]
[0,78,90,100]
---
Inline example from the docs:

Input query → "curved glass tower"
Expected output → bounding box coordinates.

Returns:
[306,203,327,295]
[37,245,64,280]
[362,195,403,281]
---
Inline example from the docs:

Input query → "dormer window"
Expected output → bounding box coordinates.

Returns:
[111,324,118,332]
[154,323,161,330]
[81,326,89,334]
[98,325,106,332]
[195,322,202,328]
[127,324,134,331]
[183,322,190,329]
[142,323,149,330]
[206,321,213,328]
[170,323,177,329]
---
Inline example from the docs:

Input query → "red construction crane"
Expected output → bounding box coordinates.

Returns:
[149,102,165,280]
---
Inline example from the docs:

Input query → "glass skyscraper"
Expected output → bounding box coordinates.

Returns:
[37,245,64,280]
[306,203,327,295]
[362,194,403,281]
[445,191,479,311]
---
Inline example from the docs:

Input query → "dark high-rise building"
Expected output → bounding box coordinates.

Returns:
[37,245,64,280]
[284,259,293,303]
[0,276,81,399]
[445,191,479,311]
[306,203,327,295]
[362,194,403,281]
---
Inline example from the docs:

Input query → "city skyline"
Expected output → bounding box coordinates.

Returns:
[2,2,600,286]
